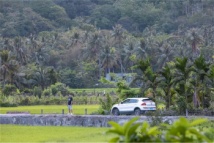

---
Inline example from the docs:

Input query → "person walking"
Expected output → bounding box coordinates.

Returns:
[67,94,73,115]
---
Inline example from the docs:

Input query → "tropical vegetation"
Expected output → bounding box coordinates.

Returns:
[0,0,213,115]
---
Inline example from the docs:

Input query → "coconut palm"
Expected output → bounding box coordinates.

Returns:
[112,24,125,47]
[13,37,27,64]
[186,28,203,54]
[112,24,126,73]
[100,46,119,74]
[31,66,49,90]
[133,38,150,60]
[0,50,19,88]
[155,43,175,69]
[123,38,137,72]
[82,31,104,78]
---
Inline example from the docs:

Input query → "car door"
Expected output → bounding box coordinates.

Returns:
[127,99,139,111]
[119,99,139,113]
[118,99,131,112]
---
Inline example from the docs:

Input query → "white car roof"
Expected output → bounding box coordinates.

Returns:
[126,98,150,100]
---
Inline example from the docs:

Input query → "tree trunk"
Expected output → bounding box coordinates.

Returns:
[193,87,198,107]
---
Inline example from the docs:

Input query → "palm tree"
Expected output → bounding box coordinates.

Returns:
[192,55,210,108]
[112,24,125,47]
[112,24,126,73]
[81,31,105,78]
[46,68,58,85]
[207,65,214,87]
[123,38,137,72]
[133,59,158,101]
[158,64,175,109]
[133,38,150,60]
[143,66,159,102]
[186,28,203,54]
[0,50,19,88]
[13,37,27,64]
[100,46,119,74]
[31,66,49,90]
[205,65,214,108]
[174,57,193,116]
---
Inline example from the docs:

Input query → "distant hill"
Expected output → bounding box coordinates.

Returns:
[0,0,214,37]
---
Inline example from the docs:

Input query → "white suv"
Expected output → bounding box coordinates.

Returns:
[111,98,156,116]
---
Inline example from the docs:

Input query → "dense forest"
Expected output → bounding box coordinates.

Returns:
[0,0,213,110]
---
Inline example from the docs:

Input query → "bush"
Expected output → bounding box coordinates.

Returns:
[33,86,42,98]
[0,101,17,107]
[22,88,33,95]
[0,95,18,107]
[176,96,186,114]
[50,82,70,96]
[42,88,52,96]
[120,89,139,99]
[99,94,119,114]
[2,84,18,96]
[107,117,214,142]
[20,97,31,105]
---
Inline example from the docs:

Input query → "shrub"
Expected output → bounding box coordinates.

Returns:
[107,117,214,142]
[0,101,17,107]
[22,88,33,95]
[33,86,42,98]
[50,82,69,96]
[99,94,119,115]
[51,85,57,95]
[42,88,52,97]
[20,97,31,105]
[176,96,186,114]
[2,84,18,96]
[120,89,139,99]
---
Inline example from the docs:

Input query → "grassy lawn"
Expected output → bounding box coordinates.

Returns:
[0,105,100,115]
[1,119,213,142]
[0,104,165,114]
[0,124,113,142]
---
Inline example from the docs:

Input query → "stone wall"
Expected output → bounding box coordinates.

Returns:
[0,114,214,127]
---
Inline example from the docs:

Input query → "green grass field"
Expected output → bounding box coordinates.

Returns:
[0,124,113,142]
[0,103,165,115]
[0,105,100,115]
[1,120,213,142]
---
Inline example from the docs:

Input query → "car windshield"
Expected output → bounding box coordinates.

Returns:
[142,99,153,102]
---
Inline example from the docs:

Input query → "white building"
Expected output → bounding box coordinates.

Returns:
[105,73,135,84]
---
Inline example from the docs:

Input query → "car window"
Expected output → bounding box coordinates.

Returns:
[122,99,130,104]
[142,99,154,102]
[130,99,138,103]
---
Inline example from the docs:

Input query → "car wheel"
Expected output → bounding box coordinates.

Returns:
[134,108,141,116]
[112,108,119,116]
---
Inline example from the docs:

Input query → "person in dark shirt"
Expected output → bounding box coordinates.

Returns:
[67,95,73,115]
